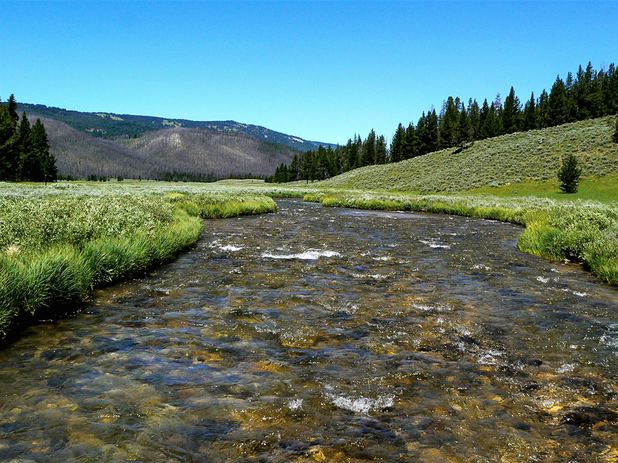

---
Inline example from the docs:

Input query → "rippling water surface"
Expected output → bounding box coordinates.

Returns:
[1,199,618,462]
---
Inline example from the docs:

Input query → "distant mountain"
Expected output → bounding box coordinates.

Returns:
[18,103,331,152]
[37,116,300,180]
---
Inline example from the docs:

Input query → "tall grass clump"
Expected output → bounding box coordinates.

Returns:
[166,192,277,218]
[0,187,277,343]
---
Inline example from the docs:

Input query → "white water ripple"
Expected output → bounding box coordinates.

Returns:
[326,393,394,414]
[261,250,341,260]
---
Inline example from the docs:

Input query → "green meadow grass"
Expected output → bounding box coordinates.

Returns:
[0,184,277,343]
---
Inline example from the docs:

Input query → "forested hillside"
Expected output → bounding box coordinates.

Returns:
[315,116,618,192]
[41,117,299,180]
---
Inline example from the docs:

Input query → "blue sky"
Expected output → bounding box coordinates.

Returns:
[1,1,616,144]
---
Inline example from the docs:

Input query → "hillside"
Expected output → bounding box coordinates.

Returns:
[316,116,618,192]
[117,127,297,178]
[40,117,299,179]
[18,103,330,152]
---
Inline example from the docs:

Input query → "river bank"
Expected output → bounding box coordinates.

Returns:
[0,182,277,343]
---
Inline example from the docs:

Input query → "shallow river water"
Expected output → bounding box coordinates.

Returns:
[1,199,618,462]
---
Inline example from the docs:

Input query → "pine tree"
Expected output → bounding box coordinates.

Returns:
[0,102,16,180]
[438,96,460,149]
[537,89,550,128]
[390,123,405,163]
[288,154,299,181]
[478,99,490,139]
[361,130,376,166]
[481,104,502,139]
[467,99,481,140]
[548,76,568,126]
[22,118,57,183]
[375,135,387,164]
[557,153,582,194]
[427,109,439,153]
[456,105,473,147]
[17,112,32,180]
[7,94,19,129]
[522,92,537,131]
[402,123,417,159]
[603,63,618,116]
[613,118,618,144]
[502,86,521,133]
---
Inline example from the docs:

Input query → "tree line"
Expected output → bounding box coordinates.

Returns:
[0,94,57,182]
[268,61,618,183]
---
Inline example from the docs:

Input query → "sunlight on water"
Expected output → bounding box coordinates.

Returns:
[1,199,617,462]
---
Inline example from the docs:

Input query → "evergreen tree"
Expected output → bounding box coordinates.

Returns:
[390,123,405,163]
[481,104,502,139]
[492,93,505,136]
[361,130,376,166]
[537,89,550,128]
[574,62,603,120]
[478,99,490,139]
[426,109,439,153]
[457,105,473,147]
[288,154,299,181]
[376,135,387,164]
[613,118,618,144]
[22,118,57,183]
[565,72,578,122]
[402,123,417,159]
[548,76,568,126]
[17,112,32,180]
[557,153,582,193]
[0,101,16,180]
[438,96,460,149]
[502,86,521,133]
[467,99,481,140]
[346,136,361,170]
[522,92,537,131]
[6,94,19,129]
[603,63,618,116]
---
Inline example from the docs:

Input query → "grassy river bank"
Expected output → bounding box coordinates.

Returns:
[0,182,278,343]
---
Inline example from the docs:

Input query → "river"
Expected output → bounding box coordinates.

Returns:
[1,199,617,462]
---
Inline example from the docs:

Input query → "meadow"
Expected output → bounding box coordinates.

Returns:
[0,181,278,343]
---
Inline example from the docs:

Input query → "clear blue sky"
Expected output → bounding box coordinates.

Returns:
[1,1,616,144]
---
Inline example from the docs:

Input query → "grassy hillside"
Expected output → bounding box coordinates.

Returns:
[18,102,329,151]
[317,116,618,193]
[40,117,299,179]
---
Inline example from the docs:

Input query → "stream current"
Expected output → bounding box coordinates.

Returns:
[1,199,618,462]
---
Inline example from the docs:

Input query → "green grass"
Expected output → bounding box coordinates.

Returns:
[463,172,618,204]
[0,184,277,343]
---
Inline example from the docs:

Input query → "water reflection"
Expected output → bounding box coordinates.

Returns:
[1,199,617,462]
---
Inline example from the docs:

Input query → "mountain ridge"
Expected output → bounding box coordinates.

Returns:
[17,103,332,152]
